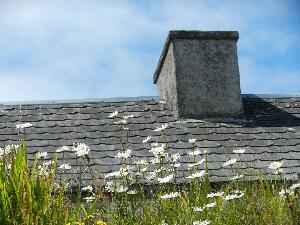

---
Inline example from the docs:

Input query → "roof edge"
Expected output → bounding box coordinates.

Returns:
[0,96,164,106]
[242,94,300,99]
[153,30,239,84]
[1,94,299,106]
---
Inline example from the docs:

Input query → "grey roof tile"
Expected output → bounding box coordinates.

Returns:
[1,96,300,184]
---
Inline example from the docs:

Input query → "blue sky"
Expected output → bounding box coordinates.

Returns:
[0,0,299,101]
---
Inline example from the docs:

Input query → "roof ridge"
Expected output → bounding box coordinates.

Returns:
[0,96,163,106]
[1,94,300,106]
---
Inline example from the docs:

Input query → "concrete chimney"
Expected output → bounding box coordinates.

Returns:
[153,30,244,119]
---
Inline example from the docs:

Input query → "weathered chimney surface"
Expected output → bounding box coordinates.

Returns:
[153,30,244,119]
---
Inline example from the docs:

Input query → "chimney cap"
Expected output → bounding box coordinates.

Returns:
[153,30,239,83]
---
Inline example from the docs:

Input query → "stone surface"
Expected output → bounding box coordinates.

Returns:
[154,30,244,119]
[156,43,179,117]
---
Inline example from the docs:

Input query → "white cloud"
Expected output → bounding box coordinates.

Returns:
[0,0,299,101]
[240,56,300,94]
[0,72,68,100]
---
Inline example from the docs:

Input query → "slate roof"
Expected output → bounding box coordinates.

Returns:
[1,95,300,185]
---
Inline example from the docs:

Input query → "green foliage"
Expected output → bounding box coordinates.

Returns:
[1,119,300,224]
[104,179,300,225]
[0,142,103,225]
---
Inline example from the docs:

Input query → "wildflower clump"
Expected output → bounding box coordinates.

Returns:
[0,113,300,225]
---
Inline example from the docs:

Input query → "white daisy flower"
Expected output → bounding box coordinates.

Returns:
[230,174,244,181]
[189,138,197,144]
[193,219,210,225]
[0,147,10,156]
[223,158,237,167]
[105,165,133,179]
[205,202,216,208]
[207,192,224,198]
[114,119,127,125]
[279,188,295,196]
[116,185,128,193]
[38,165,49,177]
[36,152,48,159]
[16,122,32,129]
[134,159,147,165]
[146,171,157,181]
[290,183,300,190]
[157,174,174,184]
[142,136,152,143]
[105,181,114,192]
[154,123,168,132]
[56,146,70,153]
[5,144,19,153]
[82,185,93,192]
[274,168,284,175]
[83,196,95,203]
[151,142,159,147]
[169,153,181,162]
[161,192,179,199]
[223,191,244,200]
[187,149,202,156]
[223,194,238,200]
[108,111,118,118]
[278,189,287,196]
[127,190,137,195]
[234,190,244,195]
[123,115,134,119]
[173,163,181,168]
[140,167,147,172]
[150,157,160,164]
[6,163,11,170]
[115,149,132,159]
[193,206,205,212]
[233,148,246,154]
[105,171,119,179]
[149,144,167,157]
[268,161,283,171]
[58,163,71,170]
[194,202,216,212]
[73,143,91,157]
[186,170,206,179]
[187,159,205,170]
[43,160,54,166]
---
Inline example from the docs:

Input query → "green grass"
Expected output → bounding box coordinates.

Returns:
[0,142,104,225]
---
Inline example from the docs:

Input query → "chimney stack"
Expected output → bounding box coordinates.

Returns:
[153,30,244,119]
